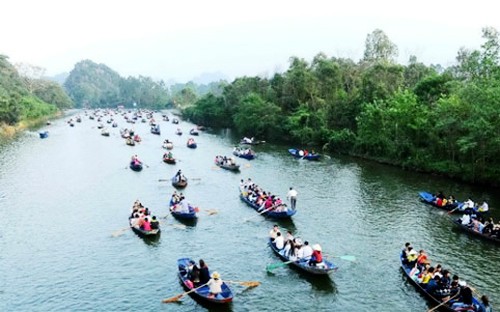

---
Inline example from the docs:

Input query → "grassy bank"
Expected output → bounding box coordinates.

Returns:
[0,110,63,140]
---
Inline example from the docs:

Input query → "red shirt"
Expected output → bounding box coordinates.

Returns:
[312,250,323,262]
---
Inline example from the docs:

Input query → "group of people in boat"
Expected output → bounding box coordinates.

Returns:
[431,191,458,208]
[240,178,289,213]
[170,191,196,213]
[120,128,135,138]
[269,225,325,267]
[241,137,255,144]
[457,205,499,238]
[214,155,236,166]
[296,149,316,157]
[401,243,491,311]
[185,259,223,297]
[163,151,174,160]
[129,200,160,231]
[187,138,196,145]
[233,147,254,156]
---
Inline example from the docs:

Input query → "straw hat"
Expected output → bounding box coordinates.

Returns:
[312,244,322,252]
[211,272,220,279]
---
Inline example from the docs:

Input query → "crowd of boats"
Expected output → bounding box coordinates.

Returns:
[42,108,496,310]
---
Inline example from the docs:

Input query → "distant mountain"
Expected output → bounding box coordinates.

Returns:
[44,72,69,85]
[192,71,229,85]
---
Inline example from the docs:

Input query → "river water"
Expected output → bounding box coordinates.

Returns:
[0,111,498,312]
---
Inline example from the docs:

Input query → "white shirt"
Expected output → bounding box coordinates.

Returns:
[461,214,471,225]
[301,245,313,259]
[275,235,284,249]
[479,202,489,212]
[464,199,474,208]
[287,189,298,198]
[207,278,223,294]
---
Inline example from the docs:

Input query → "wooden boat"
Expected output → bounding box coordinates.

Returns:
[169,203,198,220]
[101,129,110,136]
[39,131,49,139]
[233,147,255,160]
[177,258,233,304]
[240,137,264,145]
[239,193,296,219]
[215,158,240,171]
[400,252,480,311]
[133,135,141,142]
[172,176,188,188]
[172,118,179,124]
[175,129,183,136]
[189,129,199,136]
[112,122,118,128]
[288,148,320,161]
[269,238,337,275]
[451,219,500,244]
[129,161,143,171]
[418,192,463,212]
[129,217,160,237]
[163,155,176,164]
[187,139,197,149]
[151,125,161,135]
[97,123,104,129]
[163,142,174,150]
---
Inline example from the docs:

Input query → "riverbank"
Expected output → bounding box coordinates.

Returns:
[0,110,63,141]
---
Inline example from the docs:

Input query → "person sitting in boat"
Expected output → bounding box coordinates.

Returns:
[401,242,412,265]
[178,197,191,213]
[274,231,284,249]
[188,260,200,285]
[477,199,489,218]
[282,231,295,257]
[450,281,474,310]
[198,260,210,285]
[228,157,236,165]
[459,212,472,226]
[308,244,323,266]
[150,216,159,230]
[298,241,313,260]
[207,272,223,297]
[242,136,252,144]
[463,197,475,214]
[406,247,418,267]
[141,217,152,231]
[269,225,280,241]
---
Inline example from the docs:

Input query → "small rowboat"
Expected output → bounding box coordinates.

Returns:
[151,125,161,135]
[268,238,337,275]
[172,118,179,124]
[126,138,135,146]
[39,131,49,139]
[177,258,233,304]
[129,217,160,237]
[101,129,110,136]
[170,205,198,220]
[187,140,197,149]
[451,219,500,244]
[130,162,143,171]
[189,129,199,136]
[175,129,183,136]
[418,192,463,212]
[163,142,174,149]
[239,193,296,219]
[172,176,188,188]
[163,155,176,164]
[400,251,481,311]
[233,148,255,160]
[288,148,320,161]
[215,158,240,171]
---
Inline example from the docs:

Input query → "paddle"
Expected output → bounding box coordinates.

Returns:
[162,282,209,303]
[331,255,357,262]
[224,280,260,288]
[205,209,218,215]
[266,260,295,272]
[447,203,463,215]
[111,227,129,237]
[244,205,277,222]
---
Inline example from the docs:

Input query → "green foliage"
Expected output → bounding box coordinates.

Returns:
[181,27,500,184]
[64,60,169,109]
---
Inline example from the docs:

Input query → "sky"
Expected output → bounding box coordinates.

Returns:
[1,0,499,83]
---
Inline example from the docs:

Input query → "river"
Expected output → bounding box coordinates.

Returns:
[0,111,498,312]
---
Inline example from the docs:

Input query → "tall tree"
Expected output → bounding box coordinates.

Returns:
[363,29,399,64]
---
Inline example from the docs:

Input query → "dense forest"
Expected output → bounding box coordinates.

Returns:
[64,60,224,109]
[183,28,500,184]
[0,55,71,127]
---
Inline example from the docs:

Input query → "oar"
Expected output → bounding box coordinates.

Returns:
[266,260,295,272]
[205,209,218,215]
[447,203,463,214]
[162,282,209,303]
[244,205,276,222]
[111,227,129,237]
[331,255,357,262]
[158,179,172,182]
[224,280,260,288]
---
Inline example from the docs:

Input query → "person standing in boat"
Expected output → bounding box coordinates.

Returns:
[175,169,182,182]
[287,187,298,210]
